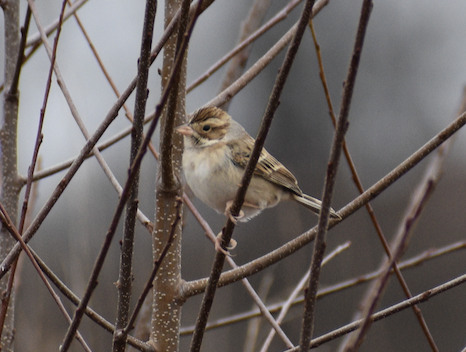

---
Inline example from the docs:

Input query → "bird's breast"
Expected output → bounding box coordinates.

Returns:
[182,143,240,212]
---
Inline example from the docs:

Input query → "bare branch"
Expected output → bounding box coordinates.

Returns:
[58,0,203,347]
[25,0,89,47]
[260,242,351,352]
[340,88,466,352]
[179,240,466,335]
[113,1,157,351]
[30,246,154,351]
[0,202,92,352]
[299,1,373,348]
[1,0,22,347]
[187,0,304,93]
[284,272,466,351]
[182,110,466,298]
[124,199,181,336]
[150,0,192,348]
[182,194,294,348]
[189,1,316,351]
[310,13,438,350]
[217,0,271,111]
[205,0,329,109]
[343,177,437,351]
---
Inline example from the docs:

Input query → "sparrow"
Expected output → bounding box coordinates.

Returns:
[176,106,340,253]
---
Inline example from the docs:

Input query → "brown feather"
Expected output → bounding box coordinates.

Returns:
[228,135,303,195]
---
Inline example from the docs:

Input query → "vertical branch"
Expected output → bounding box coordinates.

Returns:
[0,0,21,350]
[151,0,193,350]
[113,1,157,351]
[309,20,439,352]
[298,1,373,350]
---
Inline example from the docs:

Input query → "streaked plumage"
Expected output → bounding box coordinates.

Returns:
[176,106,340,222]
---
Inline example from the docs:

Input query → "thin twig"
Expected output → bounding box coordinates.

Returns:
[59,0,204,349]
[243,274,274,352]
[179,240,466,334]
[302,2,373,349]
[22,1,216,234]
[122,199,182,336]
[217,0,271,111]
[260,242,350,352]
[187,0,303,93]
[0,254,16,343]
[8,5,31,96]
[0,203,92,352]
[285,272,466,351]
[339,88,466,351]
[30,246,153,351]
[205,0,329,109]
[309,17,439,351]
[25,0,89,47]
[189,1,315,351]
[343,175,436,351]
[182,195,294,347]
[0,2,138,279]
[181,111,466,299]
[113,1,157,351]
[341,89,466,352]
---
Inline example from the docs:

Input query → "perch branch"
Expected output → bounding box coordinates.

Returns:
[189,1,315,351]
[182,110,466,298]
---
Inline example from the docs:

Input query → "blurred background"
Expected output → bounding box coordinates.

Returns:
[1,0,466,351]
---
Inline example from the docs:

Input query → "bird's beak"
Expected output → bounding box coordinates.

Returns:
[175,124,194,136]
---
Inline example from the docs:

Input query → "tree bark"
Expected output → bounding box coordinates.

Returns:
[0,0,21,350]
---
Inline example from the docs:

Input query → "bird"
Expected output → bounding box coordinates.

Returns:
[176,106,340,253]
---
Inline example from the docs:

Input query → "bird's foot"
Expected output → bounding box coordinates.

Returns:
[224,200,244,224]
[215,232,237,256]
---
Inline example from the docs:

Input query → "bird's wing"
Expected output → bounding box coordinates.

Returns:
[228,136,302,195]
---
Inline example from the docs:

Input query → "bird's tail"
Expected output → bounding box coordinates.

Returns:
[293,194,341,219]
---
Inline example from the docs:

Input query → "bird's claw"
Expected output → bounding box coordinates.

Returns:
[215,232,237,256]
[224,200,244,224]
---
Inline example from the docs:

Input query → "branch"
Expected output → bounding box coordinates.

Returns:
[0,0,21,347]
[179,240,466,334]
[25,0,89,47]
[59,0,204,349]
[30,246,154,351]
[285,272,466,351]
[260,242,351,352]
[150,0,192,350]
[205,0,329,108]
[309,18,438,350]
[113,1,157,351]
[299,1,371,349]
[182,110,466,298]
[123,198,181,337]
[189,1,316,351]
[187,0,304,93]
[217,0,271,111]
[8,5,31,96]
[341,89,466,352]
[182,193,294,348]
[0,202,92,352]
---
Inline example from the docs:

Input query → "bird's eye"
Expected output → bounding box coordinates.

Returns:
[202,125,211,132]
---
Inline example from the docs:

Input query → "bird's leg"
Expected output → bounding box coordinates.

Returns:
[215,231,237,256]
